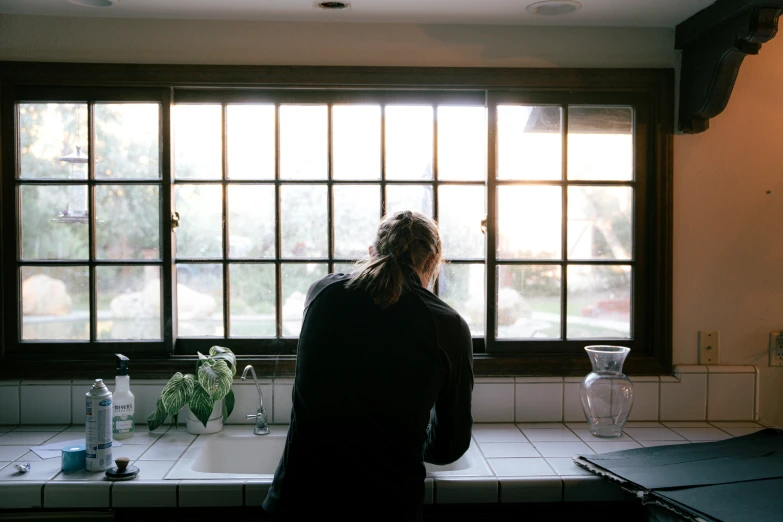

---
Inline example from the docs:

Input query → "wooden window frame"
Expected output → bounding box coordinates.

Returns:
[0,63,674,379]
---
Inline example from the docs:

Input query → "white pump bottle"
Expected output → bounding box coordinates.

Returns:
[113,354,135,440]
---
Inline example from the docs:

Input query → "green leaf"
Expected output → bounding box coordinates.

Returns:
[209,345,237,377]
[188,383,214,428]
[146,398,168,432]
[198,359,233,402]
[159,372,194,417]
[224,389,235,420]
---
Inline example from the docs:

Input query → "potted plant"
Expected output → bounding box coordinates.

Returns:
[146,346,237,435]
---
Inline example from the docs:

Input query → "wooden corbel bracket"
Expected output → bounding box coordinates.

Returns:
[677,3,783,133]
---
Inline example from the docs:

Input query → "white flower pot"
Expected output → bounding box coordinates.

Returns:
[185,400,224,435]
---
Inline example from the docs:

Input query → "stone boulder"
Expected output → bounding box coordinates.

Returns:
[109,280,217,320]
[497,287,533,326]
[22,274,72,315]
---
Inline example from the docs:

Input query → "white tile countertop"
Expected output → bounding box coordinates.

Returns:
[0,421,771,509]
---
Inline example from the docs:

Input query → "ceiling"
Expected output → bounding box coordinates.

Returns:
[0,0,715,27]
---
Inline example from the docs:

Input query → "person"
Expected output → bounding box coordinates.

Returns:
[262,210,474,521]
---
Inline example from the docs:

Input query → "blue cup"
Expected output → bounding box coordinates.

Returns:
[61,444,86,472]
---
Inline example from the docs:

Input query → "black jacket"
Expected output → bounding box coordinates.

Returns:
[262,272,474,521]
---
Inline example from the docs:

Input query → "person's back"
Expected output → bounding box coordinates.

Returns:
[262,211,474,521]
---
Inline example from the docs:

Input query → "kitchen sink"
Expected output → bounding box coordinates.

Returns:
[166,426,492,480]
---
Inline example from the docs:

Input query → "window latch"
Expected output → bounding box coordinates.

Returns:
[172,211,180,230]
[480,215,487,235]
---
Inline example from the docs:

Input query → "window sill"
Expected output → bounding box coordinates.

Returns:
[0,352,671,380]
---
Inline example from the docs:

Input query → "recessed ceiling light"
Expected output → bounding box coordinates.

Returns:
[315,1,351,10]
[68,0,118,7]
[526,1,582,16]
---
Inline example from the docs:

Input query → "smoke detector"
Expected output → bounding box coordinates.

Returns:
[315,1,351,10]
[68,0,118,6]
[526,1,582,16]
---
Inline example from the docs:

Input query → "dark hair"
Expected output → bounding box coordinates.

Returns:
[346,210,442,308]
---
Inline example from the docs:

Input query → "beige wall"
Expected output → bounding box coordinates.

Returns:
[0,15,676,67]
[673,35,783,426]
[1,14,781,424]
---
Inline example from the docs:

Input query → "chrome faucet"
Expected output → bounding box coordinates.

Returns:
[241,365,269,435]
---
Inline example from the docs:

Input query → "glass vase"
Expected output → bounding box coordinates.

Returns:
[580,345,634,438]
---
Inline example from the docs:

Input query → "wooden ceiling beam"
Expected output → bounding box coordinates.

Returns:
[676,0,783,133]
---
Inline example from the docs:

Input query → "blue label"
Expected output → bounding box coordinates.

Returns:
[99,399,112,406]
[97,442,113,449]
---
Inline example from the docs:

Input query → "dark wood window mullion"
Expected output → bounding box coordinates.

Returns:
[327,104,334,274]
[17,179,162,186]
[561,105,569,341]
[1,91,18,349]
[432,104,439,295]
[20,260,166,267]
[380,105,386,217]
[88,103,97,343]
[485,95,497,352]
[162,179,477,186]
[160,88,175,351]
[274,104,283,339]
[221,103,230,339]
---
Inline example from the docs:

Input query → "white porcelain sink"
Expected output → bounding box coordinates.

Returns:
[167,426,492,480]
[167,426,286,479]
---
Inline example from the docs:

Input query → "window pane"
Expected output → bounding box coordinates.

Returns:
[385,185,433,217]
[568,186,633,260]
[497,186,561,259]
[439,185,485,259]
[333,263,356,274]
[568,107,633,181]
[228,185,275,258]
[497,265,561,340]
[439,264,484,336]
[21,266,89,340]
[96,185,160,260]
[333,105,381,180]
[334,185,380,259]
[282,263,328,336]
[567,265,631,339]
[497,105,561,181]
[96,265,161,340]
[20,185,89,260]
[175,184,223,258]
[95,103,159,179]
[281,185,327,258]
[385,106,433,180]
[280,105,327,180]
[177,263,223,337]
[229,264,275,337]
[19,103,88,180]
[438,106,486,181]
[227,104,275,180]
[173,105,222,180]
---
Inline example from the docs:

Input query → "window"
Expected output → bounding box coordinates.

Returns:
[0,66,673,377]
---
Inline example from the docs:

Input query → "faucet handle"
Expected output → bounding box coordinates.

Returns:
[248,409,270,435]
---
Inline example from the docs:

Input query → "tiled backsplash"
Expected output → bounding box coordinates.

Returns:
[0,365,759,426]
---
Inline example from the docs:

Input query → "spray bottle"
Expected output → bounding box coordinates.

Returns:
[85,379,113,471]
[112,354,135,440]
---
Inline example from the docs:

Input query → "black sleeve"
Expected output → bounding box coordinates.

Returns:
[422,315,474,465]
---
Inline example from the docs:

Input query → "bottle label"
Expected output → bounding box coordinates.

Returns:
[113,404,135,434]
[114,417,134,432]
[85,395,112,471]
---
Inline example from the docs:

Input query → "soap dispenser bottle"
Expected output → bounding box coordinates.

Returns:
[112,354,135,440]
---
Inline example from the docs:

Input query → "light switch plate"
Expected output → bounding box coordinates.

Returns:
[770,332,783,367]
[698,330,720,365]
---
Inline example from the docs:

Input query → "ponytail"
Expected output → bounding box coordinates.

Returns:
[347,210,442,309]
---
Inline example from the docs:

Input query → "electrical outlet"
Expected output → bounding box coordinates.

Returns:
[770,332,783,367]
[698,330,720,365]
